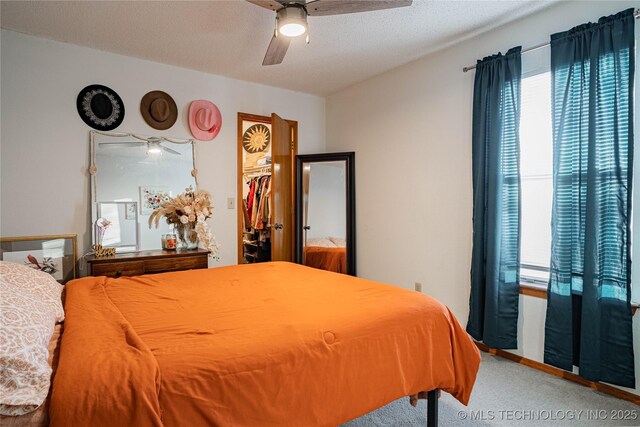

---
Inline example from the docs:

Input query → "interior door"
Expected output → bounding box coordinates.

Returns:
[270,113,294,261]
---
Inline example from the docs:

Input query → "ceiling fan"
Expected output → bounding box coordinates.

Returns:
[248,0,413,66]
[99,140,181,156]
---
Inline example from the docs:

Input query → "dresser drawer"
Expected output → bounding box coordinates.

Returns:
[144,256,208,273]
[91,261,145,278]
[86,249,209,278]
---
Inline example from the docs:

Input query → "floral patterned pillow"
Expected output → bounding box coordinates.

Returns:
[0,261,64,416]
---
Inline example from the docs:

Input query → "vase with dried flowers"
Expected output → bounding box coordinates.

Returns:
[149,186,220,257]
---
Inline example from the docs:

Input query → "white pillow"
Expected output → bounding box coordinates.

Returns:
[0,261,64,416]
[306,238,336,248]
[329,237,347,248]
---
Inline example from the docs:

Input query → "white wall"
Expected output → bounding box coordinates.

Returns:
[326,0,640,395]
[0,29,325,266]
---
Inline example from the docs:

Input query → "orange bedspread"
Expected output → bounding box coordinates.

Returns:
[50,262,480,427]
[304,246,347,273]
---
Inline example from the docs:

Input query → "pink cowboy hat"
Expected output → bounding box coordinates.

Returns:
[188,100,222,141]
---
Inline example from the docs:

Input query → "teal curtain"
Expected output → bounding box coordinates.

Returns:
[467,47,522,349]
[545,9,635,388]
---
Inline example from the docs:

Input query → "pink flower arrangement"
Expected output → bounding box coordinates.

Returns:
[95,217,111,247]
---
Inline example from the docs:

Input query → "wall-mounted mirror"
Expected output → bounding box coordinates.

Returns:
[90,131,197,251]
[295,152,355,276]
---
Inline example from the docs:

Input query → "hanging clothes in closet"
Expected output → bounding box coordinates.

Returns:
[242,174,272,264]
[244,175,272,231]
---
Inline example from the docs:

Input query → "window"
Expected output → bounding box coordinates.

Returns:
[519,72,552,284]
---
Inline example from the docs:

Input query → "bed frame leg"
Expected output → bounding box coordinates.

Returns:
[426,389,438,427]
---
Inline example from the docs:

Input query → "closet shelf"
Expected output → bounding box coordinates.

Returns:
[243,164,272,176]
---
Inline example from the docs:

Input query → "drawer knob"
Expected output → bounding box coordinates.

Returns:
[114,270,122,278]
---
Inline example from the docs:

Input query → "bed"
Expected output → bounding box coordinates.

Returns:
[303,237,347,273]
[45,262,480,426]
[3,261,480,426]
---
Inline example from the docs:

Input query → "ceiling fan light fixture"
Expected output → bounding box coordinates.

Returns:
[277,5,308,37]
[280,22,306,37]
[147,141,163,155]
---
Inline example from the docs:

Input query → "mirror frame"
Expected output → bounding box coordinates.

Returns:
[89,130,198,250]
[295,152,356,276]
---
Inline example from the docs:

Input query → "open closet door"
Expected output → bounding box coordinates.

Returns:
[271,113,294,261]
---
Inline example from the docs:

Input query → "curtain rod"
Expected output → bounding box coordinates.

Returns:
[462,9,640,73]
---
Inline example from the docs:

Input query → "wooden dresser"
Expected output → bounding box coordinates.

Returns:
[86,248,209,278]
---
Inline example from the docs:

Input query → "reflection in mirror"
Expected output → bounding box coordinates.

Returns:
[96,202,139,252]
[90,131,197,251]
[303,161,347,272]
[295,152,355,276]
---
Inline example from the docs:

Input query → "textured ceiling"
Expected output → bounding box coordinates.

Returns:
[1,0,558,96]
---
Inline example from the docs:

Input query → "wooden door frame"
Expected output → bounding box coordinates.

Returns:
[237,112,298,264]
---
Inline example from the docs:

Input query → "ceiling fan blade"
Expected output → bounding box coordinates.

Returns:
[262,34,291,66]
[305,0,412,16]
[161,145,181,156]
[246,0,285,11]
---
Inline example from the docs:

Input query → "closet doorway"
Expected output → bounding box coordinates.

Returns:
[237,112,298,264]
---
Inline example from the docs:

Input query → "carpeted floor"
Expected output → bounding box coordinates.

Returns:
[343,353,639,426]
